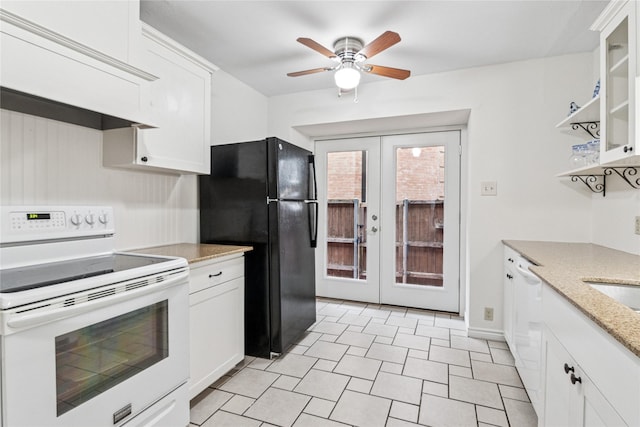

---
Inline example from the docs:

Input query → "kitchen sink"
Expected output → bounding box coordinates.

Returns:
[586,281,640,313]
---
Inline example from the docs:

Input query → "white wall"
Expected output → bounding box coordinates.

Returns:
[268,53,597,335]
[592,182,640,254]
[211,70,268,145]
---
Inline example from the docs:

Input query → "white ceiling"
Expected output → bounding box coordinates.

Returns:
[140,1,608,97]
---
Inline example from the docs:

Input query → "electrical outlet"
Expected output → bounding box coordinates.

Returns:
[484,307,494,321]
[635,216,640,235]
[481,181,497,196]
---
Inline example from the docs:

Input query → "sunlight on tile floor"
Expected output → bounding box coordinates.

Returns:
[190,298,537,427]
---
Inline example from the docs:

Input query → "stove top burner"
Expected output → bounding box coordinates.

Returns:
[0,253,169,294]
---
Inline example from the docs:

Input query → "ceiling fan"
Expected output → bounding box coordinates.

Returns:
[287,31,411,92]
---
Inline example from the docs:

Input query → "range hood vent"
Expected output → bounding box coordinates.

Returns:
[0,87,148,130]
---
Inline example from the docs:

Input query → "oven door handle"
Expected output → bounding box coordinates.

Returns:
[7,271,188,330]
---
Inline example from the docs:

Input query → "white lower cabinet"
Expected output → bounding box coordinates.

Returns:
[188,255,245,399]
[503,244,640,426]
[543,327,626,426]
[541,283,640,426]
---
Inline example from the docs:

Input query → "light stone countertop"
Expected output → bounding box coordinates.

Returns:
[130,243,253,264]
[503,240,640,358]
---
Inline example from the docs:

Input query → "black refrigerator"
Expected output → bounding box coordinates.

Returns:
[199,137,318,358]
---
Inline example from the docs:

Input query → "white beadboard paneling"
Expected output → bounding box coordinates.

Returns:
[0,109,198,250]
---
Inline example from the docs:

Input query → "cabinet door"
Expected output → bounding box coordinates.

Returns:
[138,28,213,174]
[580,378,627,427]
[189,277,244,399]
[543,329,627,427]
[600,1,637,163]
[543,329,578,427]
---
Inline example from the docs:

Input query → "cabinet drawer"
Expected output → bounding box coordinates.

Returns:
[189,256,244,294]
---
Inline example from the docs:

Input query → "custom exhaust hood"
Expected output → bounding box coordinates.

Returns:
[1,7,157,130]
[0,87,149,130]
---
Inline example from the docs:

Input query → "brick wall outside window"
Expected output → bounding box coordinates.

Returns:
[326,147,445,201]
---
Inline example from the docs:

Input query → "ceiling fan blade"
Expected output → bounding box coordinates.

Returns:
[365,65,411,80]
[357,31,401,59]
[296,38,337,59]
[287,67,331,77]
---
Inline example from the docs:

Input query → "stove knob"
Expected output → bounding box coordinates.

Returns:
[98,213,109,225]
[85,214,95,225]
[70,214,82,226]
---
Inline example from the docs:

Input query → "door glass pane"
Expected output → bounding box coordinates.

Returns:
[326,151,367,280]
[605,17,629,152]
[56,301,168,415]
[395,146,445,286]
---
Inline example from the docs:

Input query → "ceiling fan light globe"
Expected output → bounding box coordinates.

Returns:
[334,67,361,90]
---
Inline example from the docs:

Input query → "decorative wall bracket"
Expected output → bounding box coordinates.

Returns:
[570,121,600,139]
[604,167,640,189]
[570,174,606,196]
[569,166,640,196]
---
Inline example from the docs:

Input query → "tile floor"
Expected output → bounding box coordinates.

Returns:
[189,298,538,427]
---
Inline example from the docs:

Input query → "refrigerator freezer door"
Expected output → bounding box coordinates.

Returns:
[268,138,313,201]
[269,200,316,354]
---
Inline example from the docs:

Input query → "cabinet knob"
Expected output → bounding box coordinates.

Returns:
[623,146,633,153]
[209,271,223,278]
[141,156,148,162]
[563,363,574,374]
[570,373,582,385]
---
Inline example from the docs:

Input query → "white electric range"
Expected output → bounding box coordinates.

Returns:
[0,206,190,427]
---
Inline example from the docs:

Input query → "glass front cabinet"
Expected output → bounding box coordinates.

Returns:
[593,0,638,164]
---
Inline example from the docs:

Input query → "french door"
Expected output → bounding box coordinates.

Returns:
[315,131,461,312]
[315,137,381,303]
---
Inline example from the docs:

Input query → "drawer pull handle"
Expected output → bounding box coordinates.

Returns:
[563,363,574,374]
[570,373,582,385]
[209,272,223,278]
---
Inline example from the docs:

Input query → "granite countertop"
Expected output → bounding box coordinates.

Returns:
[503,240,640,358]
[130,243,252,264]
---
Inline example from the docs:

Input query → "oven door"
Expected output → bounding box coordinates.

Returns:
[1,270,189,427]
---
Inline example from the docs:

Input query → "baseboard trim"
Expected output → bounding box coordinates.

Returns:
[467,327,506,342]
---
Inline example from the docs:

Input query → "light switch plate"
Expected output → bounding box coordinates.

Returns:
[481,181,497,196]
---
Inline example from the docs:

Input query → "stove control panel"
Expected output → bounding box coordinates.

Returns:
[1,206,115,244]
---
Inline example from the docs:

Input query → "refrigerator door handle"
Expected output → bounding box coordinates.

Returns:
[308,155,318,201]
[307,200,318,248]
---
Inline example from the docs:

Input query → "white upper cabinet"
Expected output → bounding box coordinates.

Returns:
[592,0,638,164]
[103,24,217,174]
[0,0,156,125]
[1,0,140,65]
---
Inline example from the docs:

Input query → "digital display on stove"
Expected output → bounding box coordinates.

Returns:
[27,213,51,220]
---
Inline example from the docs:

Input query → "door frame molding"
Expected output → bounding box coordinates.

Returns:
[314,125,468,317]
